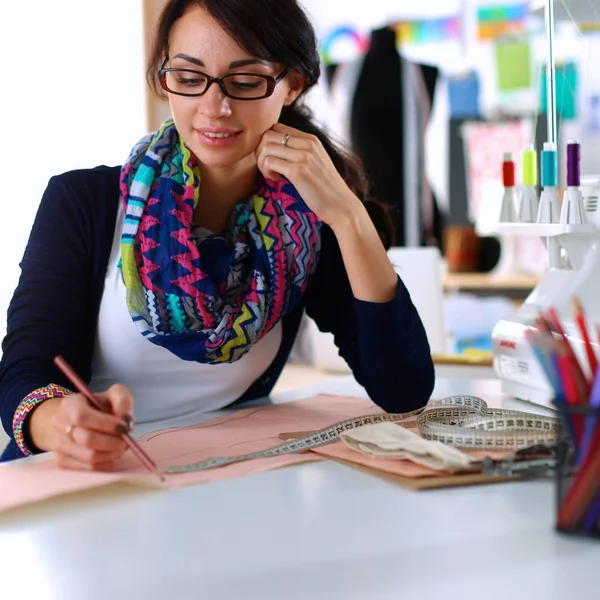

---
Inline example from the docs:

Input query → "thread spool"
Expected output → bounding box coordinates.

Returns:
[502,152,515,187]
[541,142,558,188]
[567,140,581,187]
[522,144,537,187]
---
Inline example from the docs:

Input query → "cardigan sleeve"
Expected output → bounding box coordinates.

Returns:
[303,225,435,413]
[0,168,117,449]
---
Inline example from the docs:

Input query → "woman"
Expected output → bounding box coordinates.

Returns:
[0,0,434,469]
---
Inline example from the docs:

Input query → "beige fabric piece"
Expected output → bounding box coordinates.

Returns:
[339,422,477,472]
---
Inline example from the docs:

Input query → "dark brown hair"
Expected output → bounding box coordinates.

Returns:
[147,0,395,247]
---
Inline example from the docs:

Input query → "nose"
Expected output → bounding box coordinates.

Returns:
[198,81,232,119]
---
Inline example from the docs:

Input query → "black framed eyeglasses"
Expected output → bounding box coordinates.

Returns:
[158,60,290,100]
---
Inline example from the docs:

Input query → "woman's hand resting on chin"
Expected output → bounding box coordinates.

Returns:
[255,123,363,228]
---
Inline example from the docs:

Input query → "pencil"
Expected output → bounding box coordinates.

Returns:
[581,491,600,532]
[572,296,597,382]
[558,443,600,529]
[547,307,589,400]
[558,346,587,442]
[578,364,600,467]
[53,355,165,482]
[526,329,562,396]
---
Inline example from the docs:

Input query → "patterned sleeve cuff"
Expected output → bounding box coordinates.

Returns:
[13,384,73,456]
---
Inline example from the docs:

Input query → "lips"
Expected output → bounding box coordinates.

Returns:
[195,127,242,147]
[196,127,240,137]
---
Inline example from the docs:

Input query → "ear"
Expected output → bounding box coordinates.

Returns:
[283,71,305,106]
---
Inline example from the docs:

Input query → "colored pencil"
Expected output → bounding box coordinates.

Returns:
[582,491,600,532]
[547,307,590,396]
[53,355,165,482]
[558,437,600,529]
[525,329,562,397]
[572,296,598,381]
[555,346,585,443]
[528,303,600,534]
[577,364,600,467]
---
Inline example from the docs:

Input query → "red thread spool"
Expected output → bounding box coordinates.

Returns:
[503,152,515,187]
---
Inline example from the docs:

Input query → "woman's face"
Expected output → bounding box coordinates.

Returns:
[165,5,303,171]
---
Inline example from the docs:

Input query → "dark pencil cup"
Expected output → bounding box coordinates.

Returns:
[555,403,600,539]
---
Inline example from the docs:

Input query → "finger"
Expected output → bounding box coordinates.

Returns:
[257,143,307,175]
[257,159,281,183]
[261,156,295,183]
[51,413,127,453]
[97,384,135,427]
[61,394,130,436]
[262,130,311,151]
[271,122,312,140]
[55,449,123,473]
[70,425,128,453]
[54,433,127,466]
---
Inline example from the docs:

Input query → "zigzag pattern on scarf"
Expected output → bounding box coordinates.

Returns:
[118,119,321,363]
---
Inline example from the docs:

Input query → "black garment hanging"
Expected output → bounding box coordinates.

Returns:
[349,27,443,248]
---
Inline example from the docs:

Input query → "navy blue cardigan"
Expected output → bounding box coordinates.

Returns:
[0,166,434,461]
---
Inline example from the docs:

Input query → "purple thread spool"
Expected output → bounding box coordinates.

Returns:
[567,141,581,187]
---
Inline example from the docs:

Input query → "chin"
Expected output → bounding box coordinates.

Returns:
[192,144,259,171]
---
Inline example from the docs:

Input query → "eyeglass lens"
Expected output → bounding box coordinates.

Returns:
[164,71,270,99]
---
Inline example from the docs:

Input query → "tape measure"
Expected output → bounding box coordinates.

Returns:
[163,395,558,474]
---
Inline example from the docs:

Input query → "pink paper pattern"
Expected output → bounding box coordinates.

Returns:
[0,395,510,515]
[0,395,384,514]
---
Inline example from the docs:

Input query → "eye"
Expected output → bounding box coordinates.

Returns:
[165,70,207,91]
[175,73,207,87]
[230,77,263,90]
[224,75,268,98]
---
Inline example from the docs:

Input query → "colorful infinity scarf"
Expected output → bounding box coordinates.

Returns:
[119,119,321,363]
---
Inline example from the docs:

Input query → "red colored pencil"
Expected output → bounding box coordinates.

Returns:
[572,296,597,383]
[53,355,165,482]
[547,307,589,395]
[555,347,584,442]
[558,441,600,529]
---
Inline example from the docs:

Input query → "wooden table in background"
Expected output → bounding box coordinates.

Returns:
[443,272,540,301]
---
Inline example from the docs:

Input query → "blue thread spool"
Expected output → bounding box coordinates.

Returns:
[541,142,558,188]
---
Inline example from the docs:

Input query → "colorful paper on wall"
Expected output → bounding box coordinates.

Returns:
[478,3,528,40]
[448,72,481,118]
[495,39,532,92]
[395,18,459,45]
[461,120,532,222]
[540,61,578,121]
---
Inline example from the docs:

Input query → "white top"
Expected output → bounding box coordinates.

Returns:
[89,207,282,424]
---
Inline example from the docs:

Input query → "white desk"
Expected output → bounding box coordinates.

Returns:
[1,376,599,600]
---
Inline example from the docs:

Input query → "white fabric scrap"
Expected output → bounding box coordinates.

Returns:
[339,422,476,472]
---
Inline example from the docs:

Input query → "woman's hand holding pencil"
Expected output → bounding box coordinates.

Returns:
[29,380,134,472]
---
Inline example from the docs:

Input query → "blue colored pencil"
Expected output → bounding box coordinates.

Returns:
[582,486,600,532]
[577,363,600,467]
[526,327,576,443]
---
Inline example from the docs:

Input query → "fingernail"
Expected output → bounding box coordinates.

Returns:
[125,416,134,430]
[115,424,129,435]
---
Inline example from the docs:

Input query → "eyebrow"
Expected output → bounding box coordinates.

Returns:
[172,53,270,69]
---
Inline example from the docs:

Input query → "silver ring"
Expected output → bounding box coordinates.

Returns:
[65,423,76,442]
[281,134,290,147]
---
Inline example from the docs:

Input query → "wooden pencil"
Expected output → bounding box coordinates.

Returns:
[53,355,165,482]
[572,296,598,380]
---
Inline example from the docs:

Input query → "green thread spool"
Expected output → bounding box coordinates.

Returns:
[522,144,538,187]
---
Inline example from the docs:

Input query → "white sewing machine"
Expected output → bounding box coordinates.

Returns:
[491,176,600,408]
